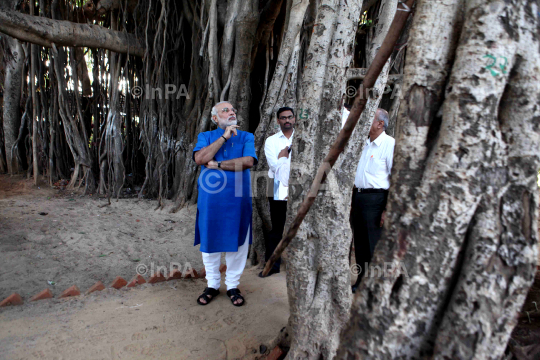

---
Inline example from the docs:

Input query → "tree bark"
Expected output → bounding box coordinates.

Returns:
[346,67,401,83]
[74,47,92,97]
[0,9,145,57]
[30,0,39,185]
[1,35,24,175]
[282,1,362,358]
[337,0,540,358]
[227,0,259,131]
[207,0,221,103]
[51,44,96,191]
[219,0,240,87]
[250,0,308,268]
[100,12,125,197]
[253,0,310,154]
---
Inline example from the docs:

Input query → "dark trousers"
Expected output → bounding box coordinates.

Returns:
[266,198,287,270]
[351,191,387,284]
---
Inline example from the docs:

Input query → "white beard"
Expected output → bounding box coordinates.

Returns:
[217,114,237,128]
[224,118,237,127]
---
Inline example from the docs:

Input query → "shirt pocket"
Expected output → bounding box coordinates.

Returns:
[366,156,386,175]
[227,141,244,160]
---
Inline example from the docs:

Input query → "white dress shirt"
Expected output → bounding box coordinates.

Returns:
[354,131,395,189]
[275,156,290,187]
[341,108,350,129]
[265,130,294,200]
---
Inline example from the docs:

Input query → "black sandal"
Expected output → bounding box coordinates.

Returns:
[226,288,245,307]
[197,287,219,306]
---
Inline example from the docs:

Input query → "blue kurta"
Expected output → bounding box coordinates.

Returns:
[193,127,258,253]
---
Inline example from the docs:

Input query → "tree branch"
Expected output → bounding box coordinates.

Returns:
[0,9,145,57]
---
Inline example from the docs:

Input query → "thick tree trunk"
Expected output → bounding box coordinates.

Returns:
[253,0,310,153]
[0,9,145,56]
[75,47,92,97]
[51,45,96,191]
[171,4,209,209]
[1,35,24,175]
[281,1,362,358]
[337,0,540,358]
[207,0,221,103]
[227,0,259,131]
[100,13,125,197]
[251,0,309,264]
[219,0,240,87]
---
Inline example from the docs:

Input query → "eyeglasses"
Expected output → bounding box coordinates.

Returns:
[220,107,237,114]
[279,115,294,121]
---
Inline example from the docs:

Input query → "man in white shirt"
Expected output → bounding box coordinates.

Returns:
[351,108,395,293]
[261,107,295,277]
[341,103,351,129]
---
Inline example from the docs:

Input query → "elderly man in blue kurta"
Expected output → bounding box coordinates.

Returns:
[193,101,257,307]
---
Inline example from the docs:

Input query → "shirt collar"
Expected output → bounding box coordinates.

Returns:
[278,129,295,139]
[366,131,387,147]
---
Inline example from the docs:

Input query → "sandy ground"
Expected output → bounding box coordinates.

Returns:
[0,174,288,360]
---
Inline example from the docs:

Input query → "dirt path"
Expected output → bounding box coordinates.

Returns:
[0,267,288,360]
[0,175,288,359]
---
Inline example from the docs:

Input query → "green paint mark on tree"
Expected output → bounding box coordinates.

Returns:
[484,54,508,77]
[299,108,310,120]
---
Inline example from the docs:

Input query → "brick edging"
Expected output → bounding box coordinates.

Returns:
[0,265,225,307]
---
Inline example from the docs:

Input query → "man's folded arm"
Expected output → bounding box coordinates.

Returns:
[194,137,226,165]
[220,156,255,171]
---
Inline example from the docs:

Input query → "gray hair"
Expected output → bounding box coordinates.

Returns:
[377,108,389,130]
[211,101,231,117]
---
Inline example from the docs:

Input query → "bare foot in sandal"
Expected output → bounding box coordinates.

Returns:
[226,288,245,306]
[197,287,220,305]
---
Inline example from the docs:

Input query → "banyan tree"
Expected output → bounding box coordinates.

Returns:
[0,0,538,359]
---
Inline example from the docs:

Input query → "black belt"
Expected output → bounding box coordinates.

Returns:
[353,187,388,194]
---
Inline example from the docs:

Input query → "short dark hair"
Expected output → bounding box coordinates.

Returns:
[277,107,295,119]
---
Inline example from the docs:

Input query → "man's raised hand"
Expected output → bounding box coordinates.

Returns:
[223,125,239,140]
[278,146,289,159]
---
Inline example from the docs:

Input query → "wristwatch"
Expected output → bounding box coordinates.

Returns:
[218,161,222,168]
